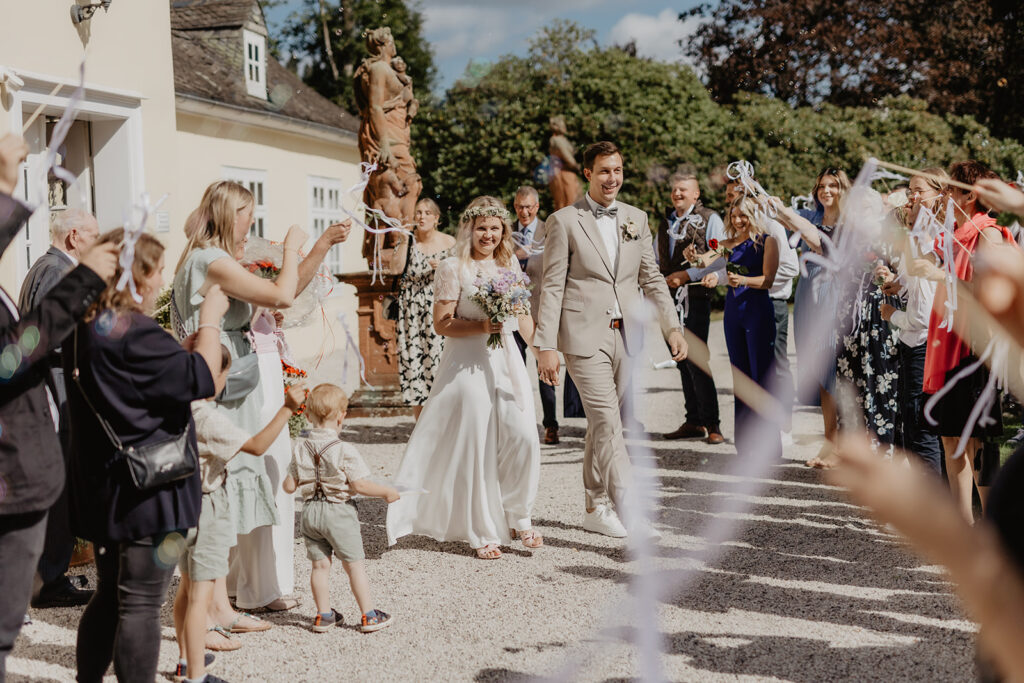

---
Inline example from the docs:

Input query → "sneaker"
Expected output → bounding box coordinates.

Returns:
[360,609,393,633]
[1006,428,1024,448]
[582,504,627,538]
[311,609,344,633]
[173,654,216,682]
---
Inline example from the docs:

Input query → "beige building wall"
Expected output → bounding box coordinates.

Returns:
[0,0,180,294]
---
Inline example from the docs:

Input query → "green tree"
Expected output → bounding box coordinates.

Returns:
[268,0,436,114]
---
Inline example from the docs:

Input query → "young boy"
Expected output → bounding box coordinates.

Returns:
[283,383,399,633]
[173,346,305,683]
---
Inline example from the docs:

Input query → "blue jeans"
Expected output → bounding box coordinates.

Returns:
[897,341,942,474]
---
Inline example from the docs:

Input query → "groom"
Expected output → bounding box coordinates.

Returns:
[534,141,687,538]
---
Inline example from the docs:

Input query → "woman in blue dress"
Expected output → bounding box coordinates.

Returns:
[704,197,780,457]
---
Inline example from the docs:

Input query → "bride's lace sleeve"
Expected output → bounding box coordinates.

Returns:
[433,258,461,303]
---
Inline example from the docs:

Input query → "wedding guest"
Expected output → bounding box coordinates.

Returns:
[919,161,1013,523]
[388,196,543,559]
[535,142,686,540]
[17,208,99,609]
[725,179,799,442]
[392,198,455,421]
[65,230,225,683]
[878,170,944,474]
[173,180,345,628]
[285,384,397,632]
[699,198,780,458]
[659,172,725,444]
[777,167,850,466]
[512,185,583,445]
[173,353,304,683]
[0,133,117,679]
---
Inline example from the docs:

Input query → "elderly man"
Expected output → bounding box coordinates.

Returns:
[17,208,99,608]
[658,172,725,444]
[512,185,584,444]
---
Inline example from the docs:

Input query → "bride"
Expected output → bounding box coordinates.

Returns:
[386,196,543,559]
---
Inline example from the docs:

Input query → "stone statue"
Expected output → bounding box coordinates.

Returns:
[547,116,583,211]
[353,27,423,261]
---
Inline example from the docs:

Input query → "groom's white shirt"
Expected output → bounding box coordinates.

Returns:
[584,193,622,318]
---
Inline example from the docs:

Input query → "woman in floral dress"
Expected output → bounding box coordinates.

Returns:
[393,198,456,419]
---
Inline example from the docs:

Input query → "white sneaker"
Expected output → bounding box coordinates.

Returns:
[582,504,627,538]
[628,518,662,543]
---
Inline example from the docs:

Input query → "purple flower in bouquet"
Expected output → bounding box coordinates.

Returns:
[469,267,533,349]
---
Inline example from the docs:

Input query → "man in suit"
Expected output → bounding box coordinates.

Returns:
[0,133,117,676]
[18,208,98,608]
[658,173,726,444]
[512,185,584,445]
[535,141,686,539]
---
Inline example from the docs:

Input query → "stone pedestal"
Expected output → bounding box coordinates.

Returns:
[335,271,413,417]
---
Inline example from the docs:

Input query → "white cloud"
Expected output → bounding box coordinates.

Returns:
[420,5,519,60]
[607,7,699,63]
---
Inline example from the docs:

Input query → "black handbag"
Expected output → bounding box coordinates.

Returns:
[72,329,197,490]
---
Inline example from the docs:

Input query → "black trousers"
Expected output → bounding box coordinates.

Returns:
[897,341,942,474]
[0,510,48,679]
[513,331,584,428]
[38,370,75,589]
[76,535,179,683]
[678,296,720,429]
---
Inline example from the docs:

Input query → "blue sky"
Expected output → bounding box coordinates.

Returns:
[265,1,706,91]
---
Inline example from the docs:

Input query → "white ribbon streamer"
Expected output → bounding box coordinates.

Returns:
[32,62,86,213]
[116,192,168,302]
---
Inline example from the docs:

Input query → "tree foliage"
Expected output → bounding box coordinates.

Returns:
[268,0,436,114]
[413,21,1024,227]
[683,0,1024,140]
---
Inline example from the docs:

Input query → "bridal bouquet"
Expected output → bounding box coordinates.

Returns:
[470,268,532,349]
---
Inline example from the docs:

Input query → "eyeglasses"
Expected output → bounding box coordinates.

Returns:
[514,204,538,211]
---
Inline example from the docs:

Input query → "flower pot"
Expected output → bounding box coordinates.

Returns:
[70,542,94,568]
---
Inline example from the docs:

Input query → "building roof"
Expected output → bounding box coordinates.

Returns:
[170,0,358,134]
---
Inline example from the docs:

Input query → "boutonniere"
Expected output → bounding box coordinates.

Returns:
[621,218,641,242]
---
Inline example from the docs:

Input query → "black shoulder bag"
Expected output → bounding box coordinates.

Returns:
[72,328,198,490]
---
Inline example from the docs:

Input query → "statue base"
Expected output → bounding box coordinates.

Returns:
[335,270,413,418]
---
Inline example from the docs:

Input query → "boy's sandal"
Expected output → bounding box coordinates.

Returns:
[224,612,272,633]
[205,625,242,652]
[474,544,502,560]
[511,528,543,548]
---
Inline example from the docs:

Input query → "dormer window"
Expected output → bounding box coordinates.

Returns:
[243,29,267,99]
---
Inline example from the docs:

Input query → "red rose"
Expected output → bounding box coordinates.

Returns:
[708,239,719,250]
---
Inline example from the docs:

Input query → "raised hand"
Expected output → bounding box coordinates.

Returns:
[79,241,119,281]
[974,178,1024,217]
[320,220,352,246]
[283,224,309,251]
[0,133,29,196]
[284,381,307,412]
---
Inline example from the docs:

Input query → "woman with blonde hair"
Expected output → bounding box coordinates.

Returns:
[387,196,543,560]
[701,198,780,457]
[172,180,349,633]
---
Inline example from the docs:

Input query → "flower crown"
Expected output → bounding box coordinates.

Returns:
[461,204,510,223]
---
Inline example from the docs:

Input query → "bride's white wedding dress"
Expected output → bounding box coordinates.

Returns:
[386,256,541,548]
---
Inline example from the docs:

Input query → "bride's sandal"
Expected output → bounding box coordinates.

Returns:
[511,528,543,549]
[474,544,502,560]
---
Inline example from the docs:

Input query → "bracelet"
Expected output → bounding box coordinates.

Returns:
[197,323,221,333]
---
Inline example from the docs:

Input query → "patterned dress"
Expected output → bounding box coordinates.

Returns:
[835,267,901,456]
[397,239,452,405]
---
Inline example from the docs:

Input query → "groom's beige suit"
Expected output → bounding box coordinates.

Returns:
[535,195,681,509]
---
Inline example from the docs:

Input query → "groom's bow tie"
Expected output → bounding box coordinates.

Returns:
[594,205,618,219]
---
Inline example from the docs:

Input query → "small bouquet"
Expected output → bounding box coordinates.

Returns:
[282,359,309,437]
[708,238,748,275]
[469,268,532,349]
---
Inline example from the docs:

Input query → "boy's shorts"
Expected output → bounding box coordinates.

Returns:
[300,499,365,562]
[180,487,237,582]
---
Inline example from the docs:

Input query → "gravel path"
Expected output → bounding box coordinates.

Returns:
[10,318,975,682]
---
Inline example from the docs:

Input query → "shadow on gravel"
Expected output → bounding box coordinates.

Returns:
[340,422,415,444]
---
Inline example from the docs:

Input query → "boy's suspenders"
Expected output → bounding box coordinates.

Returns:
[305,439,342,500]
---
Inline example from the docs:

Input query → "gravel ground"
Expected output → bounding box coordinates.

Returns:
[10,317,976,682]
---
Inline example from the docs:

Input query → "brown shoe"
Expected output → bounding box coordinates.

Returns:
[663,423,706,440]
[543,427,559,445]
[706,430,725,445]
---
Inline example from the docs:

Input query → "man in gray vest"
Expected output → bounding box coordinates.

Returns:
[657,172,725,444]
[18,207,99,608]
